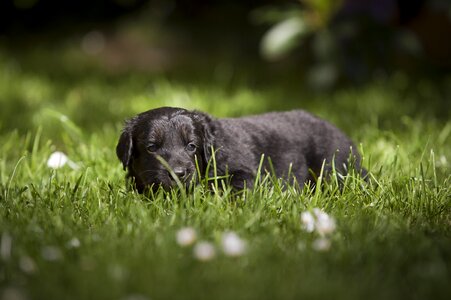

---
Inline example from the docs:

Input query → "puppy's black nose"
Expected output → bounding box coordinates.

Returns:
[172,167,187,179]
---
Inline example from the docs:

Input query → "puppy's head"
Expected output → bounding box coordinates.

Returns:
[116,107,214,193]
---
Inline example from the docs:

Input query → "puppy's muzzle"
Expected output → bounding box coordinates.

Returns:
[171,166,189,180]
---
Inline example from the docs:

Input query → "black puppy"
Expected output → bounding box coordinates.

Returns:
[116,107,365,192]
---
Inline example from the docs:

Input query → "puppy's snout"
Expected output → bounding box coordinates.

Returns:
[172,167,188,179]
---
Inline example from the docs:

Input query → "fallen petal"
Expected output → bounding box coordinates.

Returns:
[316,216,336,236]
[176,227,197,247]
[300,211,315,232]
[221,231,247,257]
[67,237,81,249]
[312,237,331,252]
[193,241,216,261]
[47,151,69,169]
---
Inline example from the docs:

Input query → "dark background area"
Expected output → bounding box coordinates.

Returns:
[0,0,450,127]
[1,0,450,75]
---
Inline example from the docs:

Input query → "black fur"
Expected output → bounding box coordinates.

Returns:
[116,107,365,192]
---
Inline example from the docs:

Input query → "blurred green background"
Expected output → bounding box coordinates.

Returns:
[0,0,450,140]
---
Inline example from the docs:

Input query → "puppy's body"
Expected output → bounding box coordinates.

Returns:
[116,107,364,192]
[211,111,360,189]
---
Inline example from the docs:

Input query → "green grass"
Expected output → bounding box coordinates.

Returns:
[0,50,450,300]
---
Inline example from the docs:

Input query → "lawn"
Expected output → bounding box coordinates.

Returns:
[0,49,450,300]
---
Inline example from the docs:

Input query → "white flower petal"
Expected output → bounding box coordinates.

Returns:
[193,241,216,261]
[316,215,336,236]
[312,237,331,252]
[176,227,197,247]
[300,211,315,232]
[47,151,69,169]
[313,209,336,236]
[67,237,81,249]
[302,208,337,236]
[221,231,247,257]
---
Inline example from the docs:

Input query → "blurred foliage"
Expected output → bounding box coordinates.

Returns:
[1,0,450,91]
[254,1,345,61]
[0,45,449,147]
[0,0,450,117]
[256,0,451,89]
[301,0,344,28]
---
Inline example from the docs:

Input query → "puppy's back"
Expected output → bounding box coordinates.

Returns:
[215,110,362,180]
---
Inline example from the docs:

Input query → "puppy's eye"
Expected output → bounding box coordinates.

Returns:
[186,142,196,152]
[147,143,158,153]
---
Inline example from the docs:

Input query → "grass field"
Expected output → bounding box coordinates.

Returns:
[0,50,450,300]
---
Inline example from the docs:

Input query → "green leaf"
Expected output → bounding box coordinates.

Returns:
[260,17,309,61]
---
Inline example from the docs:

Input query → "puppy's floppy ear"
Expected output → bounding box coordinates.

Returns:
[116,121,134,170]
[191,111,215,162]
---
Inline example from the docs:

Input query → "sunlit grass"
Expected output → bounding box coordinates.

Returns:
[0,53,450,300]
